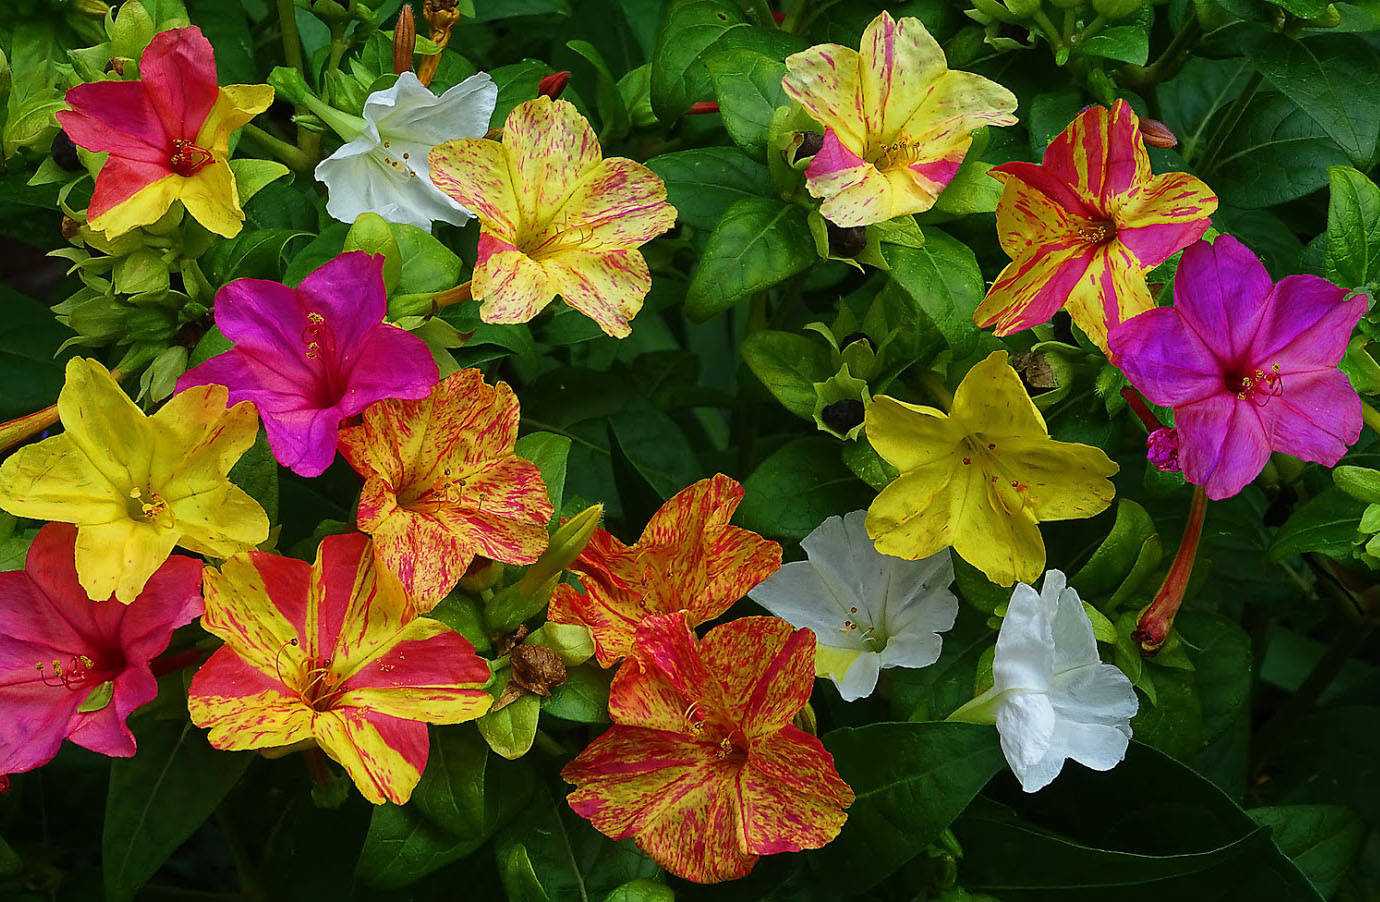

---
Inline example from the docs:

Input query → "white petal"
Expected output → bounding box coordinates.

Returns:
[993,581,1054,693]
[1054,718,1131,773]
[878,632,944,670]
[800,511,875,621]
[317,151,470,228]
[370,71,497,147]
[749,560,865,648]
[1051,575,1100,673]
[1052,662,1139,724]
[995,689,1059,791]
[835,651,883,701]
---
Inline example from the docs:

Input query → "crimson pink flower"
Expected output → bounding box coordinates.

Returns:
[176,251,438,477]
[0,523,203,776]
[1109,236,1366,500]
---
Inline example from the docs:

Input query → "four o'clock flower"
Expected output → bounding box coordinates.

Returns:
[865,351,1118,587]
[428,97,678,338]
[972,100,1218,352]
[56,27,274,239]
[176,251,439,478]
[187,532,493,805]
[337,368,554,612]
[950,570,1138,793]
[562,612,854,883]
[0,358,268,604]
[313,71,498,230]
[547,475,781,667]
[781,11,1017,227]
[0,524,203,777]
[749,510,958,701]
[1109,236,1366,500]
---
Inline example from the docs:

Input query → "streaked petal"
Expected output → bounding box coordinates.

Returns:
[473,240,556,325]
[1113,171,1216,267]
[700,617,813,738]
[542,248,651,339]
[974,241,1096,336]
[737,727,852,854]
[187,646,314,750]
[782,44,865,149]
[428,137,520,239]
[556,157,677,250]
[313,707,428,805]
[502,97,602,229]
[333,617,492,723]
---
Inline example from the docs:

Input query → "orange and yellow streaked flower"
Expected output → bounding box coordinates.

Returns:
[337,369,553,612]
[0,358,268,604]
[57,27,274,239]
[562,612,853,883]
[547,475,781,667]
[865,351,1118,587]
[973,100,1218,351]
[781,11,1017,227]
[428,97,677,338]
[187,532,492,805]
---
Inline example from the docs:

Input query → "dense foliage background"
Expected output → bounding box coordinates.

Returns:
[2,0,1380,899]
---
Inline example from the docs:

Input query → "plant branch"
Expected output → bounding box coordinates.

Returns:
[239,123,314,174]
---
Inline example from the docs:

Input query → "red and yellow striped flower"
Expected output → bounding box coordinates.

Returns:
[562,612,854,884]
[338,369,553,612]
[973,100,1217,352]
[57,27,273,239]
[187,533,492,805]
[547,475,781,667]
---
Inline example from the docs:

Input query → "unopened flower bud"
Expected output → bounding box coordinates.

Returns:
[393,5,417,74]
[509,644,568,697]
[1146,427,1180,473]
[459,557,504,592]
[484,504,603,633]
[688,100,719,115]
[1133,486,1206,655]
[1140,118,1178,149]
[51,130,81,171]
[109,0,155,60]
[538,70,571,100]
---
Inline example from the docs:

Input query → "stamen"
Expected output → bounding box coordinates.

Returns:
[1075,220,1116,245]
[302,311,328,360]
[128,486,171,524]
[35,655,95,690]
[169,138,215,177]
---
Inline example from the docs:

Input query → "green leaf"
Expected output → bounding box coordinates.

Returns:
[490,60,553,126]
[1212,93,1349,209]
[1269,486,1366,561]
[706,49,788,156]
[1077,24,1150,65]
[473,0,572,21]
[542,664,611,723]
[205,228,310,284]
[103,719,252,902]
[646,147,773,231]
[356,728,536,889]
[881,228,984,355]
[603,878,675,902]
[1249,805,1367,897]
[931,159,1002,216]
[0,832,19,878]
[1324,166,1380,291]
[740,329,834,419]
[1158,57,1253,164]
[229,159,291,205]
[1249,33,1380,167]
[392,223,464,296]
[0,286,76,418]
[228,428,280,523]
[685,197,815,321]
[1070,499,1158,597]
[737,437,872,540]
[805,722,1005,895]
[478,693,542,760]
[608,398,702,499]
[184,0,256,84]
[568,40,632,140]
[516,432,573,513]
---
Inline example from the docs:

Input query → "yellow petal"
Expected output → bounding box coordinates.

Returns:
[950,350,1048,440]
[56,357,153,489]
[859,12,948,142]
[864,394,957,472]
[1062,243,1154,353]
[313,708,425,805]
[502,97,602,234]
[474,245,555,324]
[543,248,651,339]
[429,137,521,240]
[202,552,305,676]
[865,456,962,562]
[179,154,245,238]
[196,84,276,154]
[554,157,677,252]
[782,43,866,150]
[75,518,180,603]
[0,433,124,525]
[995,436,1118,521]
[89,175,181,239]
[947,462,1047,587]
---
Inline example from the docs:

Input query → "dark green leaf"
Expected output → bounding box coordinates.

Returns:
[685,197,815,321]
[1249,805,1367,897]
[706,49,788,155]
[737,437,871,540]
[881,228,983,355]
[1212,93,1349,209]
[1269,487,1365,561]
[1249,33,1380,166]
[1325,165,1380,291]
[740,329,833,419]
[646,147,773,230]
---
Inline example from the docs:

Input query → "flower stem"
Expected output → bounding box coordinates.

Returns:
[1132,485,1208,655]
[432,280,473,310]
[1121,386,1164,432]
[303,747,334,788]
[1119,17,1201,93]
[240,123,315,174]
[1363,400,1380,434]
[276,0,305,74]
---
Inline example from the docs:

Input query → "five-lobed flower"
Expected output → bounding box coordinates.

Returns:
[750,510,958,701]
[0,358,268,604]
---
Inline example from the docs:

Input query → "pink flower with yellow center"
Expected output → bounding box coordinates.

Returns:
[337,369,554,612]
[547,475,781,667]
[973,100,1218,352]
[428,97,677,338]
[562,612,854,884]
[781,11,1018,228]
[187,532,492,805]
[56,27,274,239]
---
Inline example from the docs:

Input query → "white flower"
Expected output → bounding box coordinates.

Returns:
[748,509,958,701]
[315,71,497,230]
[956,570,1138,793]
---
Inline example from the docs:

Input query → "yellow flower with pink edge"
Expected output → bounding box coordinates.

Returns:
[0,358,268,604]
[865,351,1118,587]
[781,11,1018,227]
[428,97,677,338]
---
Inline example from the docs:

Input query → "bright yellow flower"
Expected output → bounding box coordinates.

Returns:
[781,11,1018,227]
[864,351,1117,586]
[428,97,677,338]
[0,358,269,603]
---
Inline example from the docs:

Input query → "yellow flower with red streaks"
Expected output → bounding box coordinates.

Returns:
[973,100,1218,351]
[337,369,553,612]
[428,97,677,338]
[781,11,1017,227]
[187,533,492,805]
[547,475,781,667]
[56,27,273,239]
[562,612,853,883]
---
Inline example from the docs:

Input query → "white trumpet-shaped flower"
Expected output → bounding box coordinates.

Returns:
[315,71,497,229]
[748,509,958,701]
[952,570,1138,793]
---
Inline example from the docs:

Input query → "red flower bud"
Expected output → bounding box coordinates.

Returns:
[1133,486,1207,655]
[1141,118,1178,149]
[538,70,571,100]
[688,100,719,115]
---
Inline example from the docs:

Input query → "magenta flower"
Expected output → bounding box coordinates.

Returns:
[1109,236,1366,500]
[0,524,203,777]
[177,251,438,477]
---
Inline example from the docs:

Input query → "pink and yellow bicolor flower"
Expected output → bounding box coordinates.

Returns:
[428,97,677,338]
[338,369,554,613]
[56,26,274,239]
[781,11,1018,227]
[547,475,781,667]
[187,532,492,805]
[973,100,1218,352]
[562,612,854,884]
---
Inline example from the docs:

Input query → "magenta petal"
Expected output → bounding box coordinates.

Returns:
[1109,307,1223,407]
[1176,394,1272,500]
[211,277,312,361]
[67,668,155,758]
[138,27,219,139]
[296,251,389,353]
[1172,237,1273,365]
[338,324,438,418]
[1250,275,1365,372]
[1259,368,1362,467]
[1116,218,1211,269]
[57,82,168,163]
[0,679,80,775]
[116,555,204,662]
[261,405,347,478]
[804,129,866,181]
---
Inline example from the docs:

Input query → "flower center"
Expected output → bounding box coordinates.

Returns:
[127,486,174,528]
[1076,220,1117,245]
[169,138,215,177]
[1228,364,1282,406]
[873,138,924,170]
[300,310,349,406]
[961,436,1032,516]
[35,654,98,690]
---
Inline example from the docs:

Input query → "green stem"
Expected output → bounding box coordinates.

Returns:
[1033,9,1065,53]
[296,91,369,142]
[947,686,1003,724]
[1078,13,1107,43]
[240,123,314,174]
[1118,17,1202,92]
[742,0,777,27]
[920,372,954,411]
[1363,400,1380,434]
[276,0,305,74]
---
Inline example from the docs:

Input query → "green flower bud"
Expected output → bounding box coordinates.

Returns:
[484,504,603,633]
[528,622,596,666]
[109,0,155,60]
[813,364,870,441]
[268,66,312,106]
[1004,0,1042,18]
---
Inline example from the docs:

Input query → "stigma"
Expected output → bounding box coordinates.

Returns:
[1232,363,1283,406]
[169,138,215,177]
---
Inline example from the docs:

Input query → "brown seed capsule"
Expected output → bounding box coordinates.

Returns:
[1140,118,1178,149]
[393,5,417,75]
[60,216,81,241]
[510,644,568,698]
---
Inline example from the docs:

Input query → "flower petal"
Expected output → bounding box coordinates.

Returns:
[782,44,865,149]
[503,97,602,228]
[542,248,651,338]
[474,239,556,325]
[1175,393,1272,500]
[57,80,168,162]
[1043,100,1149,212]
[700,617,813,738]
[1172,236,1274,365]
[995,689,1060,792]
[75,519,180,604]
[1252,274,1366,371]
[1113,171,1216,267]
[1062,241,1155,352]
[0,434,124,527]
[1256,368,1361,467]
[178,156,246,238]
[139,27,219,140]
[56,357,153,491]
[737,727,852,854]
[996,436,1118,522]
[333,617,492,723]
[428,138,520,239]
[554,157,676,251]
[296,251,388,350]
[313,707,429,805]
[950,351,1047,439]
[974,242,1096,338]
[858,12,947,140]
[201,551,309,678]
[1107,307,1223,407]
[188,647,315,750]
